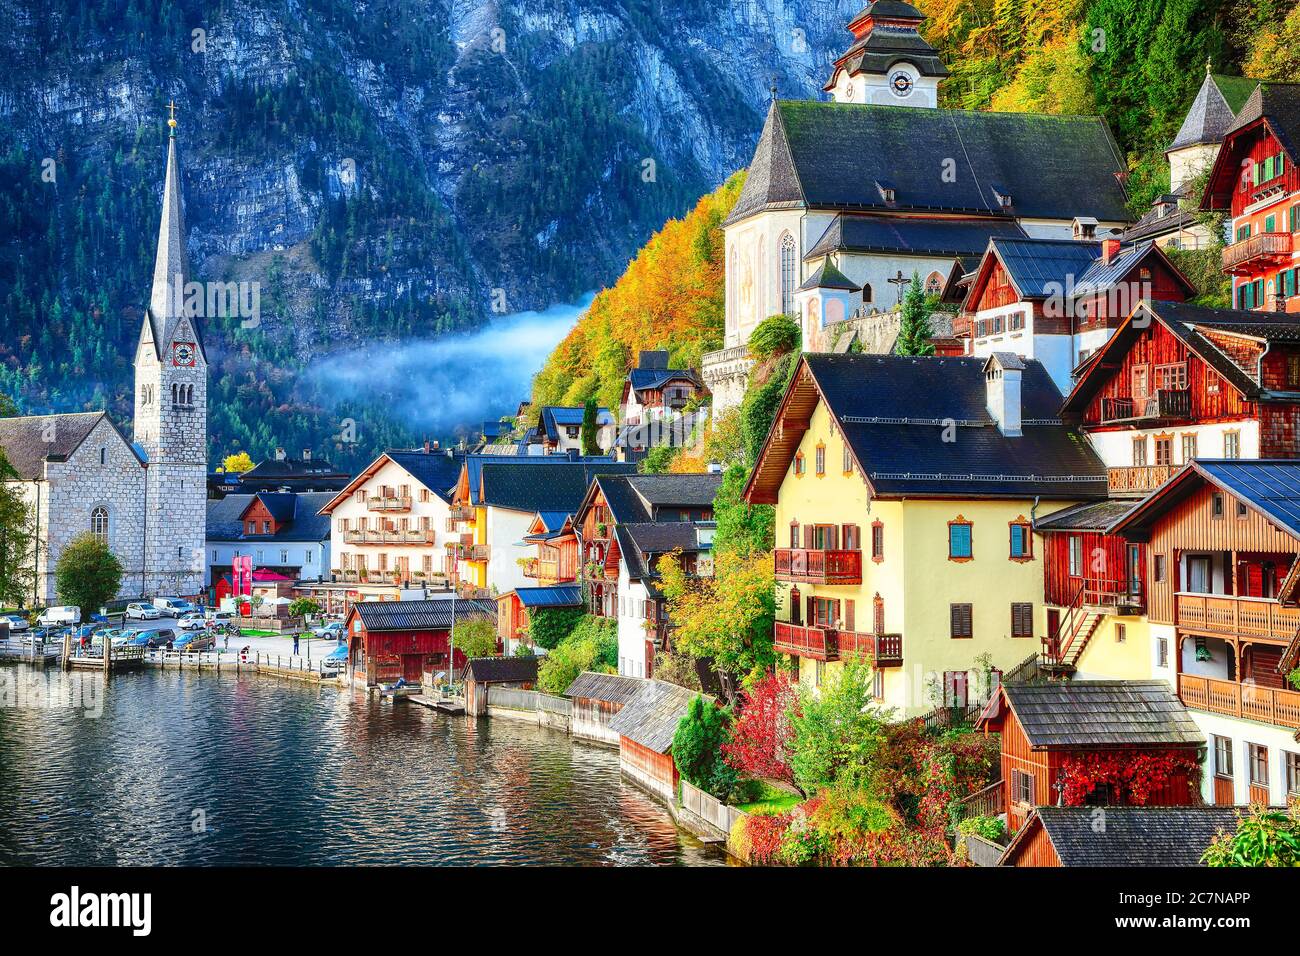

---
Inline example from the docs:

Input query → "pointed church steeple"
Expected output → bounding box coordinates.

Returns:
[147,103,190,352]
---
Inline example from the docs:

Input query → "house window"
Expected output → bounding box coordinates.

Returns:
[1131,366,1149,401]
[1224,431,1240,458]
[1214,736,1234,779]
[841,524,860,550]
[1212,493,1225,519]
[871,520,884,562]
[1155,363,1187,391]
[1012,769,1034,806]
[1157,636,1169,667]
[815,443,826,476]
[1154,553,1166,582]
[873,669,884,701]
[793,452,805,476]
[1068,535,1083,577]
[844,599,856,632]
[842,444,853,474]
[1132,436,1147,466]
[948,517,973,561]
[280,549,288,564]
[1287,751,1300,796]
[90,507,109,544]
[814,659,825,688]
[1011,602,1033,638]
[1115,622,1126,643]
[1181,433,1197,463]
[1237,500,1249,519]
[872,593,884,635]
[1249,743,1269,788]
[1009,520,1032,560]
[950,603,973,639]
[789,521,800,549]
[1154,435,1173,467]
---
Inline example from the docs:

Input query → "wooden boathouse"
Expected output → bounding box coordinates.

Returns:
[607,679,698,804]
[564,671,643,746]
[462,655,539,716]
[346,597,494,688]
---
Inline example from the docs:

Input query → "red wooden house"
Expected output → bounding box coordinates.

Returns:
[346,598,495,687]
[976,680,1204,835]
[1202,83,1300,313]
[519,511,579,585]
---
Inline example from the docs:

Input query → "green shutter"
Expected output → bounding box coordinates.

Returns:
[1267,214,1277,233]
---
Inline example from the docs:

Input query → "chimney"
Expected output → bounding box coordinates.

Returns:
[423,439,431,454]
[1101,238,1122,264]
[984,353,1024,437]
[302,448,312,461]
[274,447,286,461]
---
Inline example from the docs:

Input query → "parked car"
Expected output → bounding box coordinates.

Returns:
[125,603,162,621]
[154,597,196,616]
[321,643,348,674]
[312,621,346,641]
[127,628,174,649]
[91,628,132,649]
[175,630,214,652]
[2,613,29,632]
[205,608,236,623]
[35,605,81,626]
[176,612,207,632]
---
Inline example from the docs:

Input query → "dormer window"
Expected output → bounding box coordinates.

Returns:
[874,180,896,204]
[991,184,1013,210]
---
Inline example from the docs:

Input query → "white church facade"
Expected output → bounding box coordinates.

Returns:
[703,0,1134,411]
[0,119,207,605]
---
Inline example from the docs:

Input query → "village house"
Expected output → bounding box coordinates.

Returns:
[224,448,351,496]
[516,510,580,586]
[448,455,636,592]
[1202,82,1300,312]
[606,679,700,804]
[702,1,1132,411]
[975,680,1204,835]
[204,490,332,589]
[345,596,495,688]
[617,350,708,455]
[534,406,616,454]
[574,472,722,677]
[958,237,1194,393]
[496,584,583,655]
[1107,459,1300,807]
[744,352,1109,715]
[998,806,1242,868]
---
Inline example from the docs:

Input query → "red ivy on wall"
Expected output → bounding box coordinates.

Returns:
[1058,751,1201,807]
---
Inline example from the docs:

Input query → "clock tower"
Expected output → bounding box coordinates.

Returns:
[133,109,207,597]
[824,2,947,108]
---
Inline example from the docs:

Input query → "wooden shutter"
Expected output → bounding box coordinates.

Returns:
[1011,603,1033,638]
[843,599,855,632]
[950,603,972,638]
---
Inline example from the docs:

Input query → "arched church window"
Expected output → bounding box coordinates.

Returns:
[171,383,179,405]
[91,507,109,544]
[925,272,943,295]
[862,283,873,304]
[779,232,797,316]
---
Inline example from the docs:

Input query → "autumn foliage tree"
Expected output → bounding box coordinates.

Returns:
[722,669,802,794]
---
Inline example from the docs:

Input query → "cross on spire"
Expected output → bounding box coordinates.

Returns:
[167,99,178,136]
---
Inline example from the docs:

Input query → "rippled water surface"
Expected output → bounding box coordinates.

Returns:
[0,667,724,866]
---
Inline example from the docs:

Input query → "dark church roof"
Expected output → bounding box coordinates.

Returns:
[0,412,143,480]
[727,101,1130,226]
[1169,73,1256,151]
[806,214,1028,262]
[829,2,948,86]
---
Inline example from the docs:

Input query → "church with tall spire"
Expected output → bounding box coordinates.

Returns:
[0,109,207,603]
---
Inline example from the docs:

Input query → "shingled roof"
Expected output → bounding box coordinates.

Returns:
[461,453,632,507]
[0,412,142,480]
[478,460,638,513]
[727,100,1130,226]
[984,681,1204,750]
[1033,498,1140,533]
[352,598,495,632]
[607,680,700,753]
[1224,81,1300,159]
[746,353,1108,503]
[564,671,644,705]
[579,473,723,526]
[1002,806,1243,867]
[462,655,539,684]
[1169,72,1256,151]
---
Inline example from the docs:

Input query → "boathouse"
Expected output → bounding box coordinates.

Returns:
[346,598,495,687]
[564,671,643,745]
[607,679,698,803]
[998,806,1241,867]
[462,655,540,716]
[976,680,1205,834]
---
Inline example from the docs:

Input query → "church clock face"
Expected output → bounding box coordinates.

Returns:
[172,342,196,367]
[889,70,914,98]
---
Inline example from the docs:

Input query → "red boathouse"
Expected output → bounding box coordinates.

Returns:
[346,598,496,687]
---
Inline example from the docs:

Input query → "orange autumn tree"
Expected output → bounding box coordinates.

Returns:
[530,171,744,415]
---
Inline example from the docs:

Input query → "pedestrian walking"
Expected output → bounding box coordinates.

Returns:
[293,633,300,655]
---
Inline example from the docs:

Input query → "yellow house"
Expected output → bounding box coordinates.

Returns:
[744,352,1110,716]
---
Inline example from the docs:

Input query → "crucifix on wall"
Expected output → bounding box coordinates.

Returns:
[888,270,912,306]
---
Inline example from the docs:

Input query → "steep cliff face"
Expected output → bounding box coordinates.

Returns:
[0,0,858,465]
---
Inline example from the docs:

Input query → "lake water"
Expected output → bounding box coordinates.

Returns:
[0,666,724,866]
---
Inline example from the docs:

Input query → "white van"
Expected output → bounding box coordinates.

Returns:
[35,605,81,626]
[153,597,195,615]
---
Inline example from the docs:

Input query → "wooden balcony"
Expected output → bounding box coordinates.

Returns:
[344,529,435,546]
[773,622,903,666]
[1175,593,1300,643]
[1107,464,1178,494]
[1099,389,1191,425]
[774,548,863,585]
[522,558,560,580]
[448,505,476,521]
[1222,232,1293,273]
[366,495,412,512]
[1178,673,1300,731]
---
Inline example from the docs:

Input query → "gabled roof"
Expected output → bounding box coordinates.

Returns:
[796,258,861,292]
[477,460,638,513]
[462,655,539,684]
[1033,498,1140,533]
[615,521,714,581]
[318,448,462,514]
[459,453,630,507]
[1002,806,1242,867]
[565,671,644,705]
[241,455,349,481]
[206,491,335,543]
[606,679,701,753]
[1204,82,1300,209]
[1169,72,1256,152]
[539,406,613,439]
[0,411,144,480]
[1111,459,1300,543]
[576,473,723,529]
[1061,300,1300,419]
[978,680,1204,750]
[626,367,703,394]
[727,101,1130,226]
[744,353,1108,504]
[350,598,495,632]
[806,214,1028,263]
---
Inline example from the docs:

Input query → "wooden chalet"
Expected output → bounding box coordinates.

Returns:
[1202,83,1300,312]
[496,585,583,650]
[606,679,700,804]
[462,655,539,717]
[976,680,1204,834]
[346,598,495,687]
[519,511,579,585]
[619,350,707,430]
[564,671,644,746]
[1109,459,1300,804]
[999,806,1242,867]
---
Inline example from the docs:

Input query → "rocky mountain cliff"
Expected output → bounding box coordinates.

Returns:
[0,0,860,466]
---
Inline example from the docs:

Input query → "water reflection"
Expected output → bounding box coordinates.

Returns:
[0,667,724,867]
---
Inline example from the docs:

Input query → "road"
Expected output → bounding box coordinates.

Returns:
[116,615,345,658]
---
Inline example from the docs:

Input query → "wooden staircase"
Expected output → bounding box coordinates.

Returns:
[1042,582,1105,675]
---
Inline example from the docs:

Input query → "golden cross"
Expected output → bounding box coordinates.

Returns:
[167,100,178,128]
